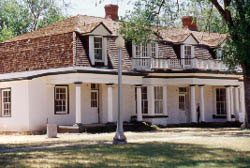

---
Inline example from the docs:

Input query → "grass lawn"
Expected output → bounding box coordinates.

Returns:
[0,128,250,168]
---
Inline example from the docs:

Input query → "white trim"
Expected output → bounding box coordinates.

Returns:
[0,66,122,81]
[1,88,11,117]
[89,36,95,65]
[103,37,108,66]
[54,86,68,114]
[91,90,99,108]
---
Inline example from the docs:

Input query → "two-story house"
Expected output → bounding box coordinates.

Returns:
[0,4,246,133]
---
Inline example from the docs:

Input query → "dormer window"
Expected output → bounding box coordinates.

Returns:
[89,36,107,66]
[94,37,103,61]
[216,48,222,60]
[181,45,194,66]
[133,43,158,58]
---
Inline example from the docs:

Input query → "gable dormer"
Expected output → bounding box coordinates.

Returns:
[180,34,199,67]
[87,23,112,66]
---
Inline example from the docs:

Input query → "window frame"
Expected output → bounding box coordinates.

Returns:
[54,85,69,115]
[133,42,158,58]
[215,88,227,116]
[178,87,187,111]
[154,86,163,114]
[93,36,104,62]
[135,86,148,114]
[91,84,99,108]
[1,88,11,118]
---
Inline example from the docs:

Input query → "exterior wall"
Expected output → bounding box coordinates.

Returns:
[28,78,76,131]
[0,72,245,132]
[100,84,136,123]
[0,33,74,74]
[0,81,30,132]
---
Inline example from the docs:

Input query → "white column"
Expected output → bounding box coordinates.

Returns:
[107,84,113,123]
[190,85,197,123]
[148,85,155,115]
[199,85,205,122]
[239,86,245,120]
[226,86,231,121]
[75,82,82,124]
[234,86,240,121]
[230,86,234,118]
[163,86,168,116]
[136,85,143,121]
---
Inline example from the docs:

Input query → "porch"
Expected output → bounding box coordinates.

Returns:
[45,72,245,129]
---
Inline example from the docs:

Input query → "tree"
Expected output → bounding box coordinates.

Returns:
[0,0,69,42]
[120,0,250,127]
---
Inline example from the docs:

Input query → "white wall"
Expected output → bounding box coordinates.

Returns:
[28,78,76,131]
[0,80,30,132]
[0,72,245,132]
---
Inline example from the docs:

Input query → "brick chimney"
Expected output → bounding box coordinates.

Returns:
[104,4,119,20]
[182,16,198,31]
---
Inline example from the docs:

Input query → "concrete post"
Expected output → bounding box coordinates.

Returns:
[75,82,82,124]
[107,84,113,123]
[199,85,205,122]
[136,85,143,121]
[190,85,197,123]
[226,86,231,121]
[234,86,240,121]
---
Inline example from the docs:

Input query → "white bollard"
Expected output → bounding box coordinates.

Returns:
[47,124,57,138]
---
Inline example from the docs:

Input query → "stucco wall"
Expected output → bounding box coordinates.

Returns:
[0,73,245,132]
[0,81,30,132]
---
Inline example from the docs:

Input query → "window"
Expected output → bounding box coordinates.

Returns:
[216,88,226,115]
[1,89,11,117]
[134,43,157,58]
[151,43,156,57]
[216,48,222,60]
[184,46,192,65]
[141,87,148,114]
[94,37,103,61]
[54,86,68,114]
[91,84,99,108]
[154,86,163,114]
[135,87,148,114]
[179,87,187,111]
[179,95,185,111]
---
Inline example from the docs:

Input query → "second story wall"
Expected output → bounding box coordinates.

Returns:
[0,33,74,74]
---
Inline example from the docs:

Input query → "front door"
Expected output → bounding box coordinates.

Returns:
[90,84,99,123]
[178,88,190,123]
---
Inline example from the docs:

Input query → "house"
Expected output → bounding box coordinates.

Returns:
[0,4,246,133]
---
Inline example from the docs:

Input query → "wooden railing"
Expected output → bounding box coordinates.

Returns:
[132,57,242,72]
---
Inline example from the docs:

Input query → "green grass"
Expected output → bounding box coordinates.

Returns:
[0,128,250,168]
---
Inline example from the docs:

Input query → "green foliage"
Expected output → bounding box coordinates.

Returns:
[0,0,68,42]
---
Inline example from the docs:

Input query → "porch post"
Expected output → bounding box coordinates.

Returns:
[239,86,245,122]
[163,86,168,116]
[75,82,82,124]
[226,86,232,121]
[199,85,205,122]
[148,85,155,115]
[230,86,234,118]
[190,85,197,123]
[234,86,240,121]
[136,85,143,121]
[107,84,113,123]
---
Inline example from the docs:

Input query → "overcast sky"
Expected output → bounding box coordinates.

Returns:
[64,0,134,18]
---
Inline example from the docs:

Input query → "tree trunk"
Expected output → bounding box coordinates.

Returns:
[242,63,250,128]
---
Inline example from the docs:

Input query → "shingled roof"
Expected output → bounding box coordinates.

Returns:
[3,15,226,47]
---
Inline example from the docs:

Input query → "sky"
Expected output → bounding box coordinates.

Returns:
[64,0,134,18]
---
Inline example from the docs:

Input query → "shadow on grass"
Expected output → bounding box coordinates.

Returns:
[0,142,250,168]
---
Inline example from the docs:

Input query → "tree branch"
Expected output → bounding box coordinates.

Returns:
[210,0,233,27]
